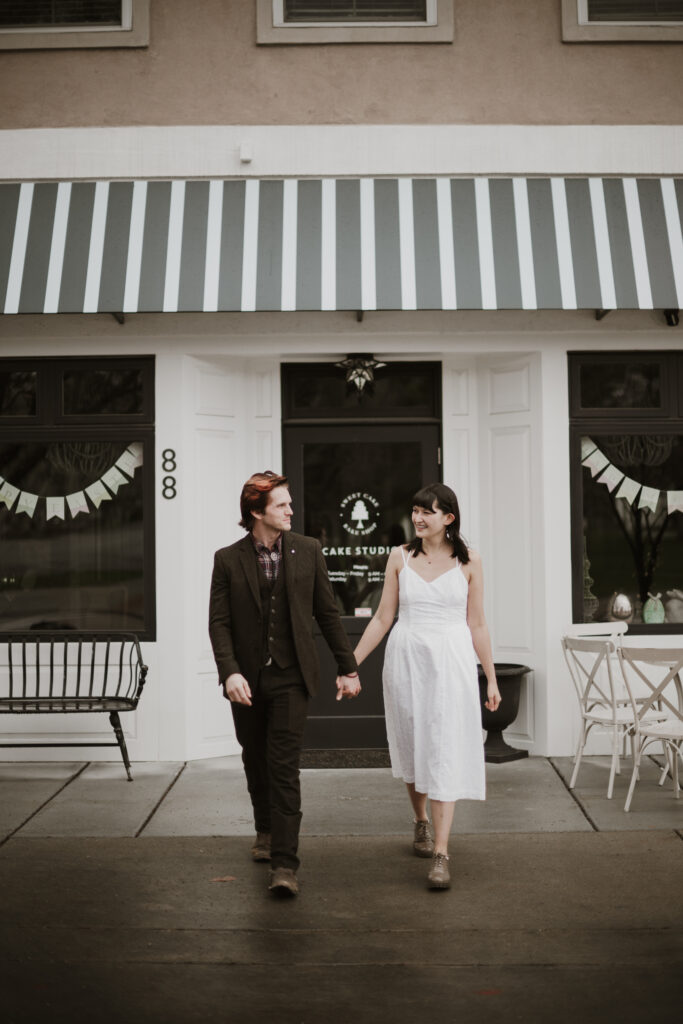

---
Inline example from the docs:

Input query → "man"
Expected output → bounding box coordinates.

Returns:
[209,471,360,897]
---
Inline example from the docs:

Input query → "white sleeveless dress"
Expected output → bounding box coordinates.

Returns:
[382,546,486,802]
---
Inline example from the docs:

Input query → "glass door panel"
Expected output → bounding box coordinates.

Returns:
[286,424,440,617]
[285,423,440,749]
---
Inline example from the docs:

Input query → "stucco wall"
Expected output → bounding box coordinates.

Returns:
[1,0,681,130]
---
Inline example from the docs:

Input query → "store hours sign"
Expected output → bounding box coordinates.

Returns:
[319,491,391,614]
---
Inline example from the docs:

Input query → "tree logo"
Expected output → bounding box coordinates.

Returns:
[339,491,380,536]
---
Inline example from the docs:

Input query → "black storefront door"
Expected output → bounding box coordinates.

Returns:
[284,421,440,748]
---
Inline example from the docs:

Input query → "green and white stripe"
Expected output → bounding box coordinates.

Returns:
[1,176,681,314]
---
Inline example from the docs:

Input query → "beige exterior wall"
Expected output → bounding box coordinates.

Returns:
[1,0,681,131]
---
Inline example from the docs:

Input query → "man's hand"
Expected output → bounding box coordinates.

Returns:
[335,673,361,702]
[224,673,252,706]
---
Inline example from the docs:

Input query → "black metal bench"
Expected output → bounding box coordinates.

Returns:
[0,633,148,781]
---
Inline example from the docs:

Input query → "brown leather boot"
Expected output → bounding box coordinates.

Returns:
[251,832,272,862]
[268,867,299,897]
[413,819,435,858]
[427,852,451,890]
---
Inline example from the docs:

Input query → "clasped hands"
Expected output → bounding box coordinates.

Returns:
[335,673,361,702]
[223,671,361,706]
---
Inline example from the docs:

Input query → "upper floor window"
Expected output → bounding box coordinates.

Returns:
[0,0,149,49]
[562,0,683,40]
[282,1,430,21]
[257,0,453,42]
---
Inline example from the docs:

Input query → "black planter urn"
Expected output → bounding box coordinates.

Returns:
[477,663,531,764]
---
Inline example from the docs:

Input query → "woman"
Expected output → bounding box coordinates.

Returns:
[354,483,501,890]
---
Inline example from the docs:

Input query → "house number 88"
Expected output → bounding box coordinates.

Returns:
[162,449,177,499]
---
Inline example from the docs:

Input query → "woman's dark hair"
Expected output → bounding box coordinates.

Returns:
[406,482,469,563]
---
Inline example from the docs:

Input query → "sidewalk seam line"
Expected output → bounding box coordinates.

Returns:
[135,762,187,837]
[547,757,599,831]
[0,761,90,848]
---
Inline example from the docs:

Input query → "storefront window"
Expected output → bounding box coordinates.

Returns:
[0,357,155,637]
[282,362,439,419]
[571,352,683,631]
[578,360,662,410]
[62,368,145,417]
[0,371,36,417]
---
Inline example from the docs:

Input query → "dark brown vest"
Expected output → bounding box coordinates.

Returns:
[258,558,297,669]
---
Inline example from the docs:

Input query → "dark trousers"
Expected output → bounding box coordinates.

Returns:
[230,664,309,871]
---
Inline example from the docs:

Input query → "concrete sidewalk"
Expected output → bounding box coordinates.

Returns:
[1,756,682,1023]
[3,753,683,841]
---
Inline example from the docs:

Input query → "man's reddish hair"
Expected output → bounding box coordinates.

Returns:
[239,471,289,531]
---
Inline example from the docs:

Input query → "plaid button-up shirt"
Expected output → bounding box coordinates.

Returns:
[252,533,282,583]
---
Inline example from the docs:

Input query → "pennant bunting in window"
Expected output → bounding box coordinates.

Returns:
[583,448,609,477]
[85,480,112,509]
[126,441,144,468]
[0,480,20,510]
[615,475,641,506]
[638,486,660,513]
[101,466,129,494]
[46,496,66,520]
[667,491,683,514]
[581,437,683,517]
[596,464,624,493]
[116,449,139,477]
[66,491,89,518]
[16,492,38,517]
[580,437,598,460]
[0,443,143,520]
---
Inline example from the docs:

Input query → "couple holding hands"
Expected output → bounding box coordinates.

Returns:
[209,471,500,897]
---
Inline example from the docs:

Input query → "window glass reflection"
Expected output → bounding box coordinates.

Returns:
[581,435,683,624]
[284,1,427,21]
[303,440,422,615]
[63,369,144,416]
[0,440,145,632]
[285,363,437,418]
[579,361,662,409]
[0,372,36,416]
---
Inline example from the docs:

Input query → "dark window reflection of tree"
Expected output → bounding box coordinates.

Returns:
[580,362,661,410]
[0,373,36,416]
[584,436,683,622]
[63,370,143,416]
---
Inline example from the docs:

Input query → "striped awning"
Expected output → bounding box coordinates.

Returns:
[1,177,681,314]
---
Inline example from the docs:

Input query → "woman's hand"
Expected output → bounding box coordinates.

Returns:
[484,680,501,712]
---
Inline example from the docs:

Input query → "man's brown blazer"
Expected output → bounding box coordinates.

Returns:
[208,531,357,697]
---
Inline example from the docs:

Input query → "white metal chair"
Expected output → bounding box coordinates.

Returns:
[563,622,653,751]
[561,633,667,799]
[562,623,629,773]
[617,647,683,812]
[563,622,628,642]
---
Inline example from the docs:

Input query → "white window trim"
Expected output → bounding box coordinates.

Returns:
[562,0,683,41]
[0,0,149,50]
[257,0,454,43]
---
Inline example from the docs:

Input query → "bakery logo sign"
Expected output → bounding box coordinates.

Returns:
[339,491,380,537]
